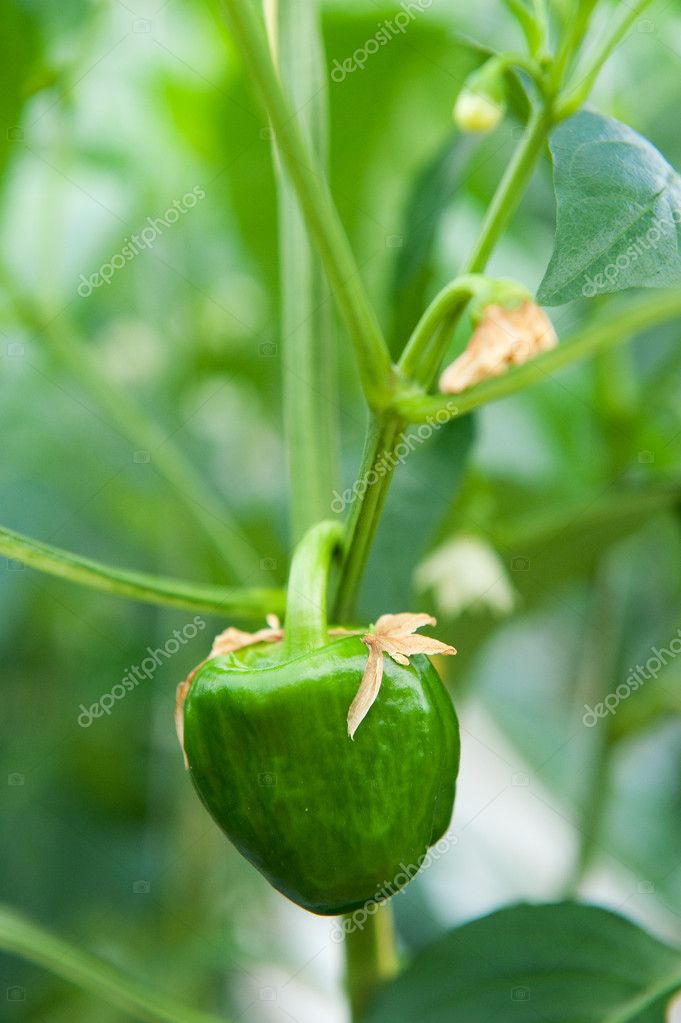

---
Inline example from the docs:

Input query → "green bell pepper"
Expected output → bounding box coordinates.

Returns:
[180,521,460,916]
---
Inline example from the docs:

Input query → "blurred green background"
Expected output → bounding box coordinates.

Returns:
[2,1,681,1020]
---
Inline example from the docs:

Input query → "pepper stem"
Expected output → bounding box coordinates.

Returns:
[344,904,398,1021]
[284,520,345,657]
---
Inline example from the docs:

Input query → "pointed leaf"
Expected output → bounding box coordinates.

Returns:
[366,903,681,1023]
[538,111,681,306]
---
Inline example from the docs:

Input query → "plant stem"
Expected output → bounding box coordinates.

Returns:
[502,0,544,55]
[344,904,398,1022]
[393,289,681,423]
[558,0,655,116]
[549,0,599,93]
[265,0,339,541]
[398,276,483,383]
[218,0,395,409]
[0,523,284,618]
[0,904,226,1023]
[399,275,532,389]
[333,413,404,622]
[2,280,258,582]
[464,105,554,274]
[283,519,344,656]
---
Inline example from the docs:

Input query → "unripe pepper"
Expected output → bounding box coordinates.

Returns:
[178,522,460,916]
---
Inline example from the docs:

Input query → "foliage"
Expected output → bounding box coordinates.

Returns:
[2,0,681,1021]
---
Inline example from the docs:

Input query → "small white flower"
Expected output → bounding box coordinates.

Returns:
[415,536,517,619]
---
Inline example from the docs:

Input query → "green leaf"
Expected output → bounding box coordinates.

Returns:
[538,110,681,306]
[366,903,681,1023]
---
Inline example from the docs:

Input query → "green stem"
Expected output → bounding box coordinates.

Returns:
[464,105,554,274]
[393,289,681,423]
[399,275,532,388]
[2,280,258,582]
[284,519,344,656]
[398,276,483,382]
[266,0,339,541]
[0,904,226,1023]
[0,522,284,618]
[502,0,544,55]
[549,0,599,94]
[333,414,404,622]
[218,0,394,409]
[344,904,398,1022]
[558,0,655,116]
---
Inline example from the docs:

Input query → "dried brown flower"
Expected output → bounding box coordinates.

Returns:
[347,613,456,739]
[439,301,557,394]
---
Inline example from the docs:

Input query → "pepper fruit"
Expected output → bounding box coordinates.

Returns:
[180,522,460,916]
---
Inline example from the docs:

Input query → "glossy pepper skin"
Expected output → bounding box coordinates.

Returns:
[183,634,460,916]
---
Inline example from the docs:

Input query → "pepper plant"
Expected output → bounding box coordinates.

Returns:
[3,0,681,1021]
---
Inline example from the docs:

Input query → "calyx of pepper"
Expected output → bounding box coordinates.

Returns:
[175,612,456,762]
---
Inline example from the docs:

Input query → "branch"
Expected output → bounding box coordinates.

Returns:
[217,0,394,408]
[464,107,554,274]
[394,290,681,423]
[0,523,285,618]
[558,0,656,117]
[0,904,226,1023]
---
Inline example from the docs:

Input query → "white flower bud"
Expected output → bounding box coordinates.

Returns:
[416,536,516,619]
[454,88,505,133]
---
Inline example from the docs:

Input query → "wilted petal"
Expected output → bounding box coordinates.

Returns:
[347,613,456,737]
[439,302,557,394]
[211,617,283,656]
[348,637,385,739]
[175,678,192,769]
[396,634,457,658]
